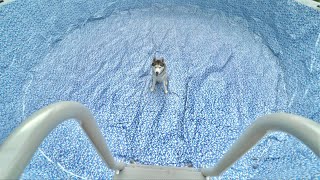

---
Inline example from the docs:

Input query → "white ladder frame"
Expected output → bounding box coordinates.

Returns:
[0,101,319,179]
[0,101,124,179]
[201,112,320,176]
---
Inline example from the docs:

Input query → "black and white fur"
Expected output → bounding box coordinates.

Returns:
[150,57,168,94]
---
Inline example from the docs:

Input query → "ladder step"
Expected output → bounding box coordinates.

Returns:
[114,164,206,180]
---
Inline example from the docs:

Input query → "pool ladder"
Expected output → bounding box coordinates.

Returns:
[0,101,319,179]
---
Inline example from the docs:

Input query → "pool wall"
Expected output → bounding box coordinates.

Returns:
[1,0,319,179]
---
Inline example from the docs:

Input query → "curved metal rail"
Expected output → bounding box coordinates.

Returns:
[0,101,125,179]
[295,0,320,11]
[1,102,319,179]
[201,113,320,177]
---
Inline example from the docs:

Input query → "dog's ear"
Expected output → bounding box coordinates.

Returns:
[152,57,156,66]
[160,57,164,63]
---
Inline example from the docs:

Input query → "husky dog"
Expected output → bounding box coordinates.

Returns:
[150,57,168,94]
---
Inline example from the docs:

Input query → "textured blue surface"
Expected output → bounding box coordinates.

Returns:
[0,0,319,179]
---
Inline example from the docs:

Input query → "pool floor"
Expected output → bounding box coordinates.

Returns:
[4,4,318,179]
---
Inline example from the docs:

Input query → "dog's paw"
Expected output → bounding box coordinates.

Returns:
[150,87,155,92]
[164,90,168,94]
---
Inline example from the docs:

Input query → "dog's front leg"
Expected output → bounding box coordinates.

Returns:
[150,78,156,92]
[163,81,168,94]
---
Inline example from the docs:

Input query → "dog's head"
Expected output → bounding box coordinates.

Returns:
[152,57,166,76]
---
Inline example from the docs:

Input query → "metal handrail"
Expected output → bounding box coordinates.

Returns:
[0,101,125,179]
[1,102,319,179]
[201,113,320,177]
[295,0,320,11]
